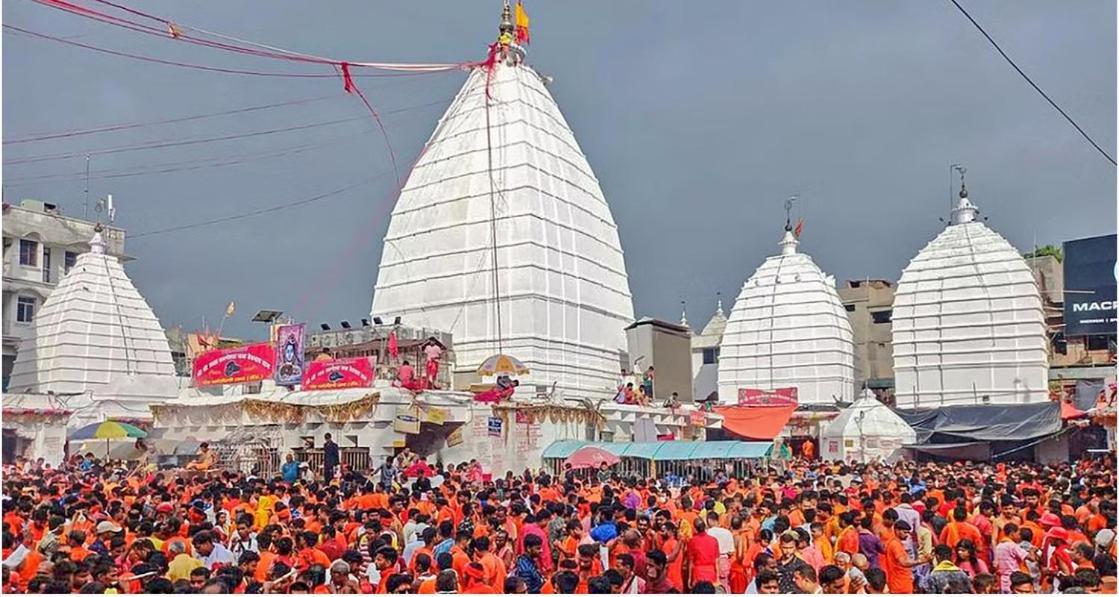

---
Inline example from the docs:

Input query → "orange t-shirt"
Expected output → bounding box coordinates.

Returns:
[883,533,914,594]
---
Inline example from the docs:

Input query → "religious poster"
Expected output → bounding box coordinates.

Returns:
[273,323,305,386]
[487,416,503,437]
[301,357,373,390]
[192,343,275,387]
[394,406,421,434]
[446,426,464,447]
[737,387,799,407]
[425,406,448,425]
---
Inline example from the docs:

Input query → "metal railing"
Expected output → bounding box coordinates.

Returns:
[293,447,371,474]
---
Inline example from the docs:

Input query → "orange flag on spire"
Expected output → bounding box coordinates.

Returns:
[794,218,804,238]
[515,1,530,45]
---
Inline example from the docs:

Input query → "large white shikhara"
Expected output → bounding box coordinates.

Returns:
[371,57,634,401]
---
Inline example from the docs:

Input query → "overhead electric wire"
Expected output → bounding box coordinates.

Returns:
[5,115,367,165]
[3,97,450,183]
[5,93,336,144]
[947,0,1116,166]
[130,171,392,239]
[3,25,438,79]
[35,0,470,72]
[4,129,374,186]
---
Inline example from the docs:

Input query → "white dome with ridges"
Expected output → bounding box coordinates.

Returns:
[892,187,1048,406]
[718,229,855,405]
[371,43,634,400]
[7,229,179,423]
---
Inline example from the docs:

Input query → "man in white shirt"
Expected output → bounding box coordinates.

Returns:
[705,512,735,592]
[194,530,235,570]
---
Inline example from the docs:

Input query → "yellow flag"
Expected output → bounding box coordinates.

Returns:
[225,301,235,317]
[515,1,530,45]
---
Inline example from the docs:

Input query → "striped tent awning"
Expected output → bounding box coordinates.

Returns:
[541,440,773,462]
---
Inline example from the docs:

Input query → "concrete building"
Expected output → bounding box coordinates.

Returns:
[719,225,856,405]
[691,300,727,402]
[370,13,634,401]
[2,200,126,389]
[1027,242,1116,401]
[838,279,896,394]
[625,318,693,403]
[893,183,1048,406]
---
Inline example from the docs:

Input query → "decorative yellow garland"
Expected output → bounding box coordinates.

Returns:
[152,392,381,425]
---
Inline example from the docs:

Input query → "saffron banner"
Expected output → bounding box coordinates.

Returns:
[273,323,306,386]
[737,387,799,407]
[302,357,374,391]
[192,343,275,387]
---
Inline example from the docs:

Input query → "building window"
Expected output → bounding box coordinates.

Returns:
[16,296,36,323]
[18,239,38,267]
[844,304,856,312]
[64,251,78,274]
[871,310,893,324]
[1086,335,1111,351]
[702,347,719,365]
[42,248,52,283]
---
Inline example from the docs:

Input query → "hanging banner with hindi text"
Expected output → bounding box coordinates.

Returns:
[301,357,374,390]
[192,343,275,387]
[737,387,799,407]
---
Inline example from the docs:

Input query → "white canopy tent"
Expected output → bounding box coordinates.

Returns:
[821,389,916,463]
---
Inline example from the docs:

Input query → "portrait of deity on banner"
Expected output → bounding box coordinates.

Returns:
[274,323,305,385]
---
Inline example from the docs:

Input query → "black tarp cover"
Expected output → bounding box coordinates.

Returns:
[895,402,1061,444]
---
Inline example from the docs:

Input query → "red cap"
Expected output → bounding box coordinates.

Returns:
[1039,513,1061,528]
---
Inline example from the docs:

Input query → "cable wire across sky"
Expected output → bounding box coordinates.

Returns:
[947,0,1116,167]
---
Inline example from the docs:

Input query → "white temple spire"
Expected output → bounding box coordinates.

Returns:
[371,16,633,401]
[90,223,107,255]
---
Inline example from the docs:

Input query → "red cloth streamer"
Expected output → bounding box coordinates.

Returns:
[482,43,500,100]
[340,61,355,94]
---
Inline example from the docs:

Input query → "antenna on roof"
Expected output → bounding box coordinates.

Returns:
[784,195,799,231]
[93,194,116,224]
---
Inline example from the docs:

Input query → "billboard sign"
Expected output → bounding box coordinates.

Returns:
[301,357,374,391]
[737,387,799,407]
[192,343,275,386]
[1063,235,1117,336]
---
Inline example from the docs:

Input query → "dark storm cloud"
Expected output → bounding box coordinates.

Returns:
[3,1,1114,338]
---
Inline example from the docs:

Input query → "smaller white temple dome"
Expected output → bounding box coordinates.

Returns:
[718,227,856,405]
[820,388,917,462]
[7,227,179,424]
[892,184,1048,407]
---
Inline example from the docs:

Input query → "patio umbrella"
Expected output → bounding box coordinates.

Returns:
[70,421,148,460]
[477,354,530,376]
[565,446,620,469]
[70,421,148,440]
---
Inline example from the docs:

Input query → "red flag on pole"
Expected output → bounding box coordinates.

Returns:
[388,330,399,359]
[794,218,804,238]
